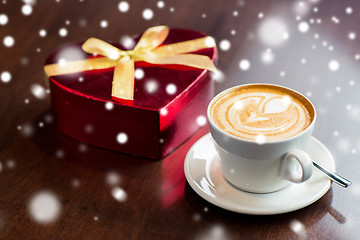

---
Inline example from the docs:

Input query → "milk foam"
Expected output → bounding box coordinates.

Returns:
[211,86,312,141]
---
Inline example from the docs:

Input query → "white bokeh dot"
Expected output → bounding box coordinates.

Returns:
[1,71,11,83]
[120,35,135,49]
[349,32,356,40]
[118,1,129,12]
[160,108,168,116]
[157,1,164,8]
[328,60,340,72]
[211,70,225,83]
[331,16,339,24]
[196,116,207,126]
[58,58,67,66]
[205,37,216,47]
[145,80,159,94]
[59,28,68,37]
[346,7,353,15]
[290,220,304,234]
[258,17,288,47]
[117,132,128,144]
[28,191,61,224]
[30,84,46,99]
[100,20,108,28]
[134,68,144,80]
[3,36,14,47]
[298,22,309,33]
[142,9,154,20]
[39,29,47,37]
[239,59,250,71]
[219,39,231,51]
[111,187,127,202]
[255,135,266,144]
[105,102,114,110]
[106,172,121,186]
[261,49,274,64]
[0,14,8,25]
[166,83,177,95]
[21,4,33,15]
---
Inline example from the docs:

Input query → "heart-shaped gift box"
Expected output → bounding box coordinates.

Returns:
[44,27,217,159]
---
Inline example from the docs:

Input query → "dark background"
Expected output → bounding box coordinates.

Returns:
[1,0,359,239]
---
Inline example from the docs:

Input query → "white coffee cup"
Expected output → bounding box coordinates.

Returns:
[207,83,316,193]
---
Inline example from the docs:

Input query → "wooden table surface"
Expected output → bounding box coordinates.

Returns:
[1,0,360,239]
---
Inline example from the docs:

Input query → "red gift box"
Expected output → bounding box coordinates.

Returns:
[44,28,217,159]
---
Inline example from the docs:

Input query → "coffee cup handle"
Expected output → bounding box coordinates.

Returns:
[281,149,313,183]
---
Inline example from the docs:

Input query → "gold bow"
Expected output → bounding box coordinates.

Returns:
[44,25,217,100]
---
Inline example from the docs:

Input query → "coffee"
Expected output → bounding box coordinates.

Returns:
[210,84,314,141]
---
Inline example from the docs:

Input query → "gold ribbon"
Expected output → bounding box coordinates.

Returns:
[44,26,217,100]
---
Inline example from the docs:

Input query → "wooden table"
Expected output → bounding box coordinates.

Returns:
[1,0,359,239]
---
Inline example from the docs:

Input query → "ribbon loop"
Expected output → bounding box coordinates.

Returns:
[134,25,169,51]
[45,26,217,101]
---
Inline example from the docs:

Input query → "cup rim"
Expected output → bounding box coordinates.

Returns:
[207,83,317,144]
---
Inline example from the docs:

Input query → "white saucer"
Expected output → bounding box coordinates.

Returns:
[184,133,336,215]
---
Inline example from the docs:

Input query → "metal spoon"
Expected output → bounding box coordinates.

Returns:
[313,161,352,188]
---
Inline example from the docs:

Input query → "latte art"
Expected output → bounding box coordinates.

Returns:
[210,85,312,141]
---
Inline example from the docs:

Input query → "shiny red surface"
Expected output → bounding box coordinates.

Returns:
[45,29,216,159]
